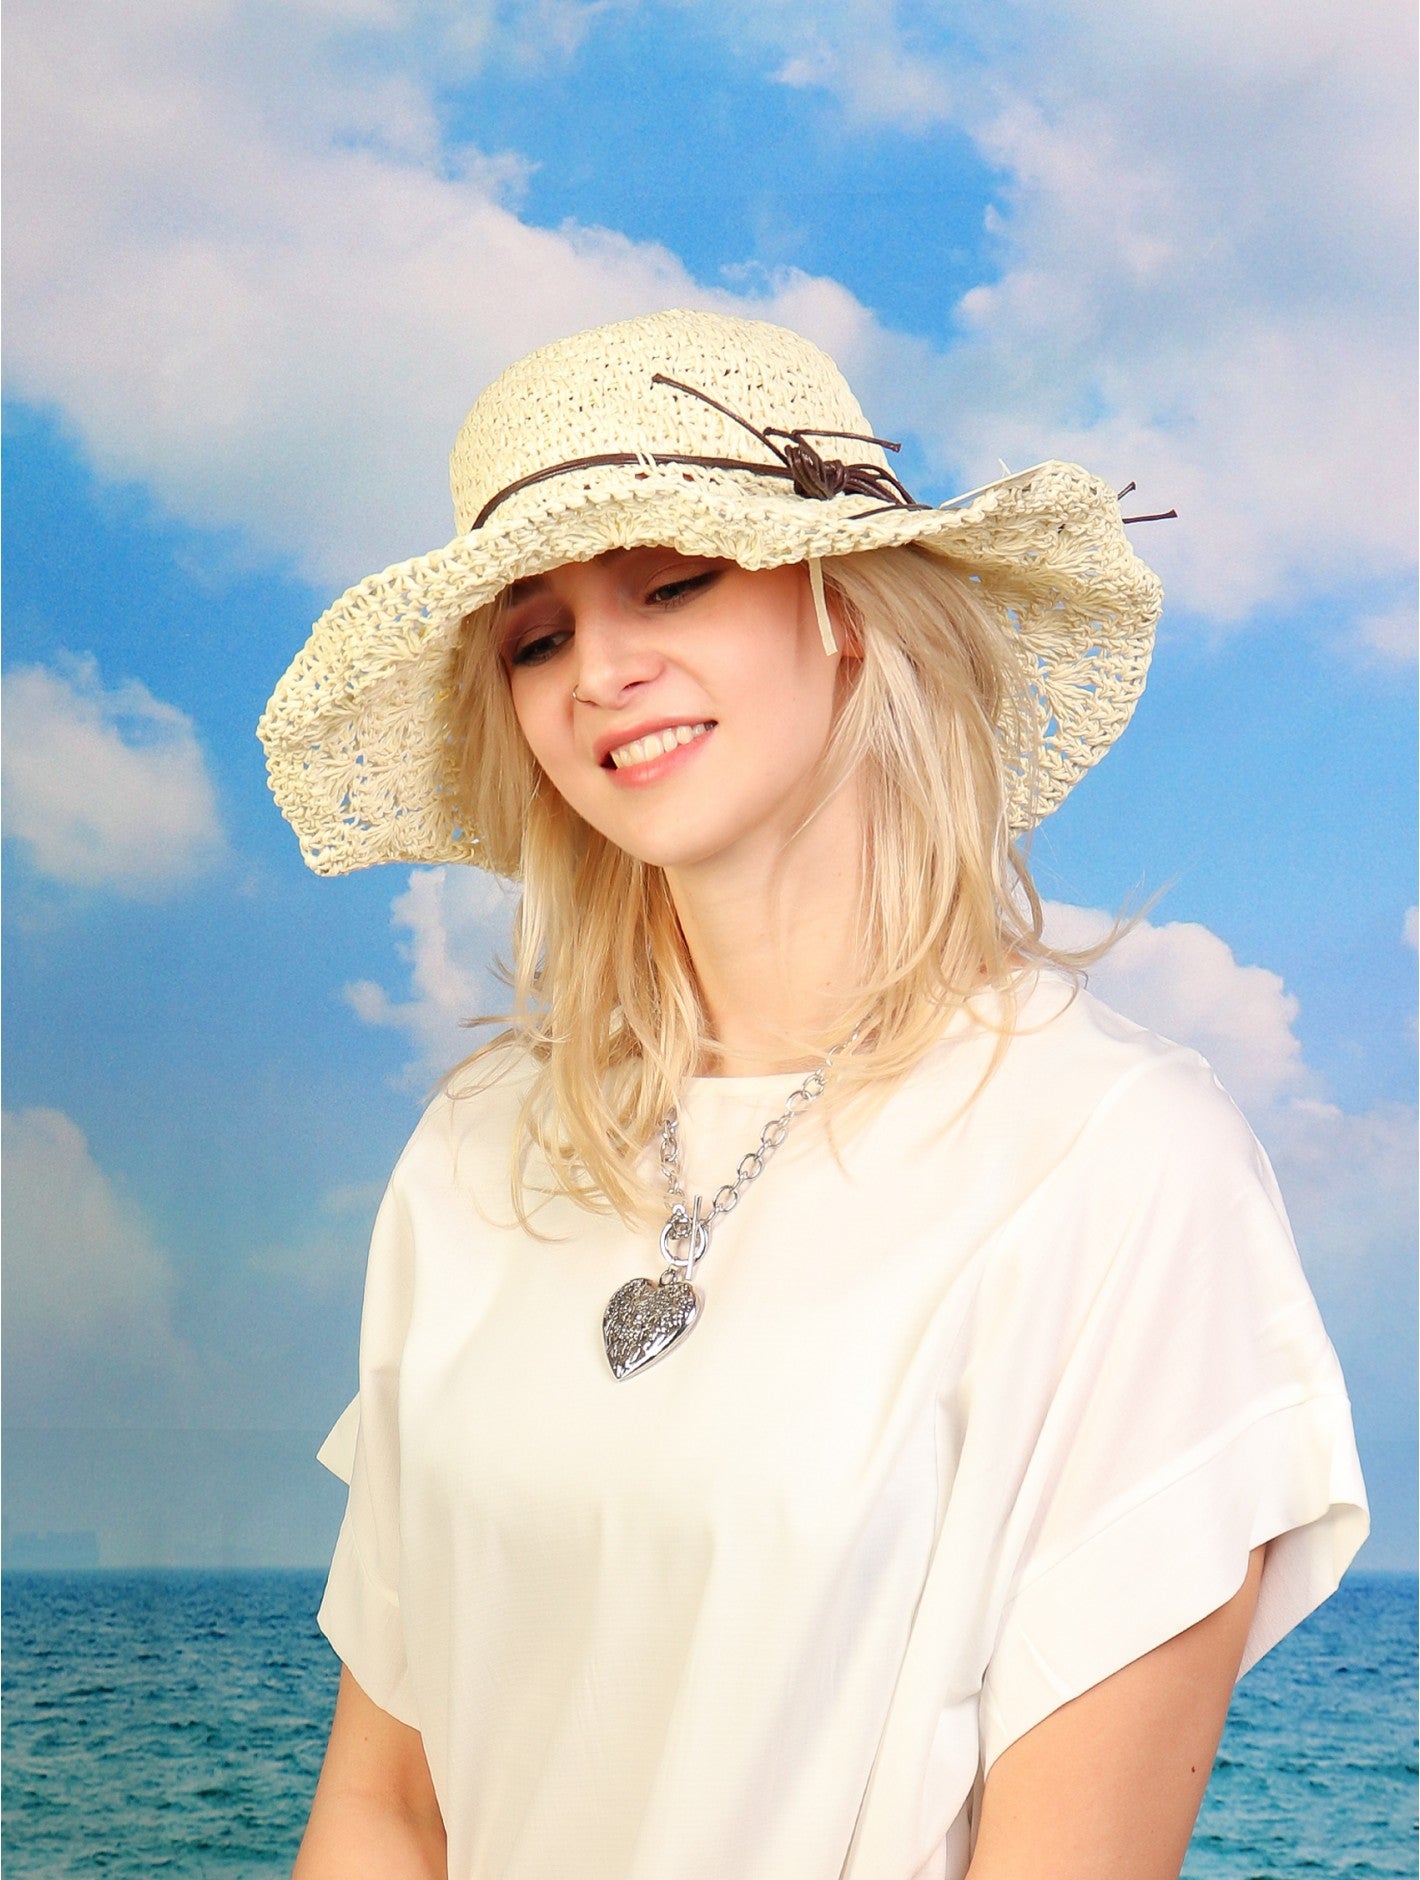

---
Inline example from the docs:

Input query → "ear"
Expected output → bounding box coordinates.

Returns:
[836,602,865,660]
[825,579,865,659]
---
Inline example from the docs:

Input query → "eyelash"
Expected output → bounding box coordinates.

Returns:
[509,629,570,669]
[507,569,720,667]
[647,570,718,606]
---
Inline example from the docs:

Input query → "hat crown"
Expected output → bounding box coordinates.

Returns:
[448,309,885,534]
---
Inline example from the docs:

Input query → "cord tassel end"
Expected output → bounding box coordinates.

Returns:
[808,557,837,654]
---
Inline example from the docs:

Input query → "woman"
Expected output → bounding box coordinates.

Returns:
[259,309,1368,1879]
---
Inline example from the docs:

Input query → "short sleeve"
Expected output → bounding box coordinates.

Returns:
[317,1395,359,1483]
[315,1164,421,1729]
[972,1051,1369,1774]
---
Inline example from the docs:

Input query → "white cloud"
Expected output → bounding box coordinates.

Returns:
[1045,904,1308,1114]
[4,0,1412,643]
[1043,902,1415,1298]
[244,1165,389,1300]
[2,1104,383,1430]
[757,1,1416,625]
[248,1179,387,1294]
[1264,1096,1416,1282]
[2,655,225,894]
[1404,906,1418,950]
[3,3,659,586]
[773,15,954,130]
[2,1108,200,1424]
[6,0,848,593]
[1354,603,1418,666]
[345,864,517,1083]
[321,1179,388,1216]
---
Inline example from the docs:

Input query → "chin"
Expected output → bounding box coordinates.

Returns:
[592,811,748,872]
[612,834,729,871]
[594,791,814,874]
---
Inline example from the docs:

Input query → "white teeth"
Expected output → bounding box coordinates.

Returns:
[609,722,711,769]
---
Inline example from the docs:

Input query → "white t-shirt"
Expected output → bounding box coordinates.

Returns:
[316,975,1368,1880]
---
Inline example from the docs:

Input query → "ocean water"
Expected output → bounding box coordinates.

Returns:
[3,1570,1414,1877]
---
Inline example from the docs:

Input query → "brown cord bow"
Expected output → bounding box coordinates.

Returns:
[649,373,924,514]
[468,376,1176,530]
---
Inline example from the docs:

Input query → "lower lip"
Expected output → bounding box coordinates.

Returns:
[604,727,715,788]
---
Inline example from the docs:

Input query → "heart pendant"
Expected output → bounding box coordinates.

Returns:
[602,1271,700,1380]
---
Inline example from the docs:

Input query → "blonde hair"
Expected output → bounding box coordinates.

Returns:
[448,543,1098,1226]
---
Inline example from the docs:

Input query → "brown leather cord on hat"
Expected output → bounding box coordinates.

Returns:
[471,376,1176,533]
[1115,481,1178,525]
[471,372,928,529]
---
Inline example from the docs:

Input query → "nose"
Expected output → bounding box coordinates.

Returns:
[568,595,665,708]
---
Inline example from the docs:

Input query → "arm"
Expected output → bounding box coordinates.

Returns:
[293,1666,447,1880]
[967,1543,1267,1880]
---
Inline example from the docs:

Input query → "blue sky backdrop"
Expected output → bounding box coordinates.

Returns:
[4,0,1416,1569]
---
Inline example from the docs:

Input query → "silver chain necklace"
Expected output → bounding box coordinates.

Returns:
[601,1039,853,1380]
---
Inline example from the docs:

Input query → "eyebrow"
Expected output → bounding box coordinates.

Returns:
[503,575,550,607]
[503,549,654,610]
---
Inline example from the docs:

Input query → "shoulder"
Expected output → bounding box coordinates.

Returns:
[1065,981,1275,1204]
[995,969,1218,1084]
[939,984,1343,1471]
[947,977,1311,1325]
[904,972,1270,1197]
[388,1035,539,1201]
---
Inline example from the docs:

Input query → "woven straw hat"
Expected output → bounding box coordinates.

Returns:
[258,308,1163,875]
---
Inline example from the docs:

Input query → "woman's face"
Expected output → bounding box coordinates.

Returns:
[499,547,846,873]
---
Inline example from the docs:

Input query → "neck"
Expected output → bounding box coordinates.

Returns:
[664,777,866,1077]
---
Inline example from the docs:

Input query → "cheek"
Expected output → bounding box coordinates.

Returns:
[770,628,842,746]
[507,677,604,821]
[507,675,564,773]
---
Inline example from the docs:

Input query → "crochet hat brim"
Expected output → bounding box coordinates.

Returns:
[257,457,1161,877]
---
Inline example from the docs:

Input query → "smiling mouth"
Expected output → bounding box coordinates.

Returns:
[604,722,715,769]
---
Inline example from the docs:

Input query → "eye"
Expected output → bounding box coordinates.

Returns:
[646,568,722,607]
[508,626,571,668]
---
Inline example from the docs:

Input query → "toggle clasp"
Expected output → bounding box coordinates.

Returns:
[659,1195,710,1285]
